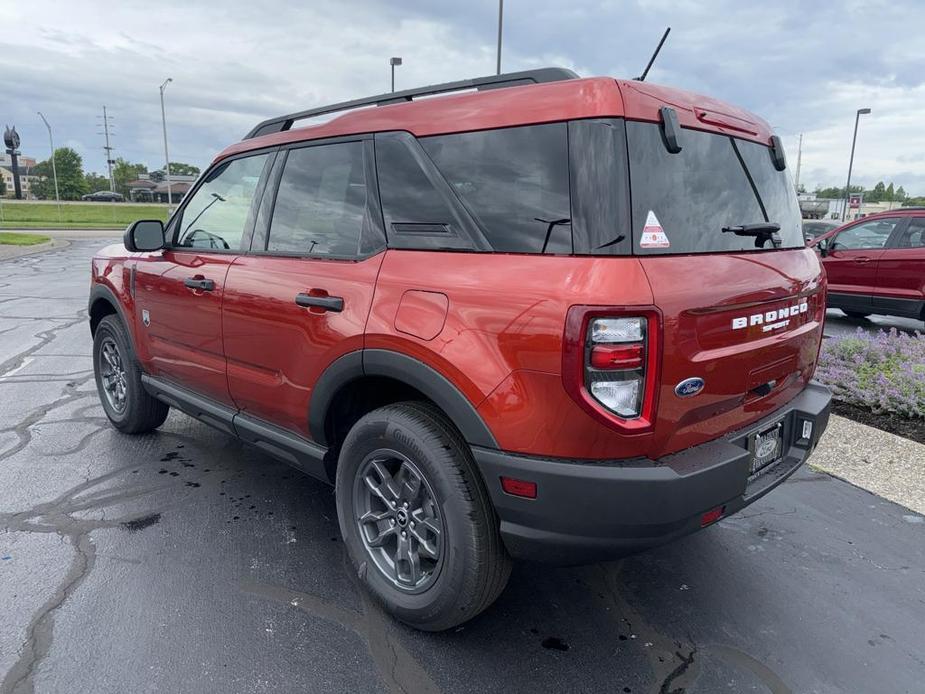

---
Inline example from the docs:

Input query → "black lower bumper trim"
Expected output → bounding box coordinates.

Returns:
[473,380,832,565]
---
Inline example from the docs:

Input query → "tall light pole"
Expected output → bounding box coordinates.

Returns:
[794,132,803,194]
[389,57,402,93]
[159,78,173,207]
[496,0,504,74]
[842,107,871,221]
[36,111,61,220]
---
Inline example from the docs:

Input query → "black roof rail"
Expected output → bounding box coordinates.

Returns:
[244,67,579,140]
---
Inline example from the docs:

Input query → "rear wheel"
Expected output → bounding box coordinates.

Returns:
[335,402,511,631]
[843,311,870,319]
[93,314,169,433]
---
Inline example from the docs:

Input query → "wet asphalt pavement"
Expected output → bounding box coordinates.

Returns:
[823,309,922,338]
[1,239,924,694]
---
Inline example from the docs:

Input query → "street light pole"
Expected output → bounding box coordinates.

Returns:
[496,0,504,75]
[390,57,402,93]
[842,107,871,221]
[36,111,61,220]
[159,78,173,207]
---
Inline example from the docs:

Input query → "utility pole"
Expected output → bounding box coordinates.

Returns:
[159,78,173,206]
[794,133,803,193]
[37,112,61,220]
[99,106,116,192]
[842,108,871,221]
[496,0,504,74]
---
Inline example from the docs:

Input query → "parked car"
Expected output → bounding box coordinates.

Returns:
[802,219,839,243]
[82,190,124,202]
[810,209,925,321]
[88,68,831,631]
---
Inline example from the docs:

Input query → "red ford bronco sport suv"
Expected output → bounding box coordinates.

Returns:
[89,68,831,631]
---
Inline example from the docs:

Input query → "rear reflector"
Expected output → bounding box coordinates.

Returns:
[590,343,644,370]
[700,505,725,527]
[500,476,537,499]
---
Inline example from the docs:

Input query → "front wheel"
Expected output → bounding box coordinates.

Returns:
[93,314,169,433]
[335,402,511,631]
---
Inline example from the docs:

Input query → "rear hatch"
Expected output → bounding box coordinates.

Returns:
[624,119,825,458]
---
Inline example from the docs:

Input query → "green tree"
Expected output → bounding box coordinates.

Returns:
[814,185,862,199]
[85,172,109,193]
[112,159,148,197]
[896,185,907,201]
[0,176,5,197]
[32,148,88,200]
[866,181,886,202]
[167,162,200,176]
[885,183,895,202]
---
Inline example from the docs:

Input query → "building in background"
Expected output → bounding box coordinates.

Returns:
[1,161,40,198]
[126,172,197,203]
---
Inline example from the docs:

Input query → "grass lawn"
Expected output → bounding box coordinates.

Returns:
[0,202,169,229]
[0,232,52,246]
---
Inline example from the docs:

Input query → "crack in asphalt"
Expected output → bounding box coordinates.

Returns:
[240,564,442,694]
[0,464,179,694]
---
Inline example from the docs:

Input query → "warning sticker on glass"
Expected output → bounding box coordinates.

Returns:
[640,210,670,248]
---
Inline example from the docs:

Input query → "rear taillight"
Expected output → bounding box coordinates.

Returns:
[563,307,660,432]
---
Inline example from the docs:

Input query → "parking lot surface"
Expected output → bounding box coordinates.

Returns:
[1,240,924,694]
[824,308,922,338]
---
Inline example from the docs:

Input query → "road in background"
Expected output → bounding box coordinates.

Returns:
[824,308,922,338]
[1,240,923,694]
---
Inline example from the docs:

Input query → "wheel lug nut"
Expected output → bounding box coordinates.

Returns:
[410,522,416,528]
[401,531,407,538]
[390,500,396,508]
[402,501,409,508]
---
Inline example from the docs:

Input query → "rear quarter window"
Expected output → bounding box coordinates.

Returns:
[421,124,572,254]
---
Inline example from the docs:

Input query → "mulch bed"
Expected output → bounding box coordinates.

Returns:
[832,401,925,445]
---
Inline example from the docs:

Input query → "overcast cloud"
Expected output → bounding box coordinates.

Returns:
[2,0,924,194]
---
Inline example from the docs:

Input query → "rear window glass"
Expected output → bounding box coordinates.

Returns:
[626,122,804,254]
[421,124,571,254]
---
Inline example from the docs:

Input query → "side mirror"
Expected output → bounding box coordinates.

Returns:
[124,220,165,252]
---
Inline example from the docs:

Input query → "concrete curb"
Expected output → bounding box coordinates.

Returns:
[0,238,71,262]
[812,414,925,516]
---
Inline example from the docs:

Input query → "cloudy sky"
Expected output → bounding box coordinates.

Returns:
[3,0,924,194]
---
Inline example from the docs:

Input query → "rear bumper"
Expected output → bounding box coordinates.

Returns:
[472,380,831,565]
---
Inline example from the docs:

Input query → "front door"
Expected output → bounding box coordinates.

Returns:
[222,138,386,438]
[822,217,900,308]
[134,151,272,406]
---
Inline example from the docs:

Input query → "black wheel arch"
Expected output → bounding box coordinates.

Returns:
[89,284,134,343]
[310,349,499,450]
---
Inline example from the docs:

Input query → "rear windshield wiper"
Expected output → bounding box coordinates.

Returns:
[722,223,782,249]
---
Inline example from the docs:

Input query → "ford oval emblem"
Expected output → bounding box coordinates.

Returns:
[675,377,705,398]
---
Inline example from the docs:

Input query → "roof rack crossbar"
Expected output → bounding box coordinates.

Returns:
[244,67,579,140]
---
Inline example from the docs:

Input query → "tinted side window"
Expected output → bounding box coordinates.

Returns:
[421,124,571,253]
[835,218,899,250]
[376,136,457,228]
[176,154,269,250]
[267,141,367,257]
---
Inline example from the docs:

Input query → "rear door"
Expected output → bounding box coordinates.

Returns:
[222,137,386,438]
[134,152,271,406]
[822,217,899,306]
[624,120,826,456]
[874,216,925,317]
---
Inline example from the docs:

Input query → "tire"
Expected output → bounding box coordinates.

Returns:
[843,311,870,319]
[336,401,511,631]
[93,314,169,434]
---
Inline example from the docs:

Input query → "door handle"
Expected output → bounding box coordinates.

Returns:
[295,292,344,313]
[184,277,215,291]
[853,257,871,263]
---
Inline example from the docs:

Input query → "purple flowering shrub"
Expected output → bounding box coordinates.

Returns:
[816,328,925,418]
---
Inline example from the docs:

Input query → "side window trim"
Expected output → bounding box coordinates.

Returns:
[247,134,387,261]
[885,217,912,249]
[167,147,277,254]
[374,131,492,252]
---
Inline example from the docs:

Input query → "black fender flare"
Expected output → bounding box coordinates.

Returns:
[88,284,138,353]
[309,349,499,450]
